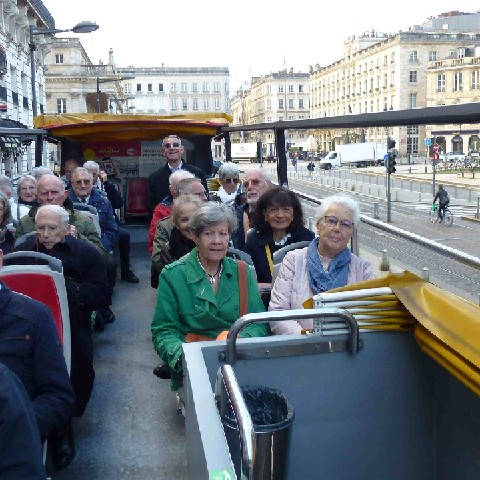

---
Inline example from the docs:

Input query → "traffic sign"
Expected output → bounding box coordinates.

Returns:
[424,138,432,147]
[432,143,439,153]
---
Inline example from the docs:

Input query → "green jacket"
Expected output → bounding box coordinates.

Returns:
[15,200,107,256]
[151,247,269,390]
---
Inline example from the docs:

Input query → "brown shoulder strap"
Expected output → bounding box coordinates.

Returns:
[237,260,248,317]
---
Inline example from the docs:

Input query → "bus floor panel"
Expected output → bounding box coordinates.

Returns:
[50,239,188,479]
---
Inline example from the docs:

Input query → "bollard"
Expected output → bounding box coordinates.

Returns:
[373,202,380,219]
[409,167,411,174]
[380,249,389,271]
[424,166,427,174]
[422,267,430,282]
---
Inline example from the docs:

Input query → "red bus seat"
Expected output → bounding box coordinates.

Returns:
[126,177,149,216]
[0,252,71,373]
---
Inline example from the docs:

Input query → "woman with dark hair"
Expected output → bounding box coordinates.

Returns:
[0,193,14,253]
[244,187,315,295]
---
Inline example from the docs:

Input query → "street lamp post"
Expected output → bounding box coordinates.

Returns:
[29,21,99,118]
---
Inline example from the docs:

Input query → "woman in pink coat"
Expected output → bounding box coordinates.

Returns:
[269,195,374,335]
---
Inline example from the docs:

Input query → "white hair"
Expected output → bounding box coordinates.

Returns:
[83,161,100,173]
[36,204,70,227]
[169,169,194,186]
[315,195,361,227]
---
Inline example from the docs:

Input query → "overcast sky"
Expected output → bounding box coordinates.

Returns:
[43,1,480,93]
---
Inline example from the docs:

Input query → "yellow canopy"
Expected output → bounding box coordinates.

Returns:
[34,113,233,142]
[305,271,480,396]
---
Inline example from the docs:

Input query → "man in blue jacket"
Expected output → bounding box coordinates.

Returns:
[0,248,74,467]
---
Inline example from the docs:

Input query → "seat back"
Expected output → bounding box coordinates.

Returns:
[272,240,311,285]
[126,177,149,216]
[72,202,101,235]
[227,247,253,266]
[0,252,71,373]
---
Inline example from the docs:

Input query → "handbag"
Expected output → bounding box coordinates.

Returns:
[185,259,248,342]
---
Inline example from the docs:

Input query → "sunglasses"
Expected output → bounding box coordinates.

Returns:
[323,215,353,231]
[163,142,181,148]
[244,179,263,189]
[223,177,239,184]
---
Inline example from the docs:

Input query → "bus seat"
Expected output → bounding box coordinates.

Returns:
[272,240,311,285]
[126,177,149,216]
[1,252,71,374]
[227,247,253,266]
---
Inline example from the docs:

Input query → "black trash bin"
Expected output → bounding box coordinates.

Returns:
[222,385,295,480]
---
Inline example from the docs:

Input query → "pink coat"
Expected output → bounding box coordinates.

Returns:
[269,247,375,335]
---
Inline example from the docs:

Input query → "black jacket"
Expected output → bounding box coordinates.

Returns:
[244,226,315,283]
[148,162,208,213]
[0,362,47,479]
[0,283,74,438]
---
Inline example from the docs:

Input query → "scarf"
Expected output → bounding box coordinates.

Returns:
[169,227,196,260]
[216,186,238,205]
[307,238,351,294]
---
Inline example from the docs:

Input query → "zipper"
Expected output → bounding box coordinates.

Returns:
[0,335,30,342]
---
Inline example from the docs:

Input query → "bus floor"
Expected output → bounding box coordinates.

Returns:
[50,228,188,479]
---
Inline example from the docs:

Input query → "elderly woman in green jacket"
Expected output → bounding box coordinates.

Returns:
[151,202,269,390]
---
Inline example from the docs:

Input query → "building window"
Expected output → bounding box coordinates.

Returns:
[278,98,284,110]
[429,51,437,61]
[214,97,220,109]
[383,55,388,66]
[181,83,187,93]
[170,83,177,93]
[409,93,417,108]
[454,72,463,92]
[136,83,142,92]
[213,82,220,92]
[171,98,177,110]
[288,85,294,93]
[409,51,418,63]
[267,85,271,94]
[278,85,284,93]
[390,52,395,63]
[55,54,63,64]
[299,98,304,109]
[203,98,209,110]
[192,98,198,111]
[192,83,198,92]
[383,73,388,87]
[299,85,304,93]
[472,71,479,90]
[267,116,272,122]
[409,71,417,83]
[288,99,294,109]
[267,99,271,109]
[159,83,164,92]
[224,83,229,93]
[57,98,66,113]
[181,98,188,110]
[148,83,153,92]
[124,83,131,94]
[437,74,446,92]
[202,82,209,92]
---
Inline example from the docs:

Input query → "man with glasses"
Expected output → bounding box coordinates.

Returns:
[15,174,106,255]
[147,135,208,214]
[231,167,272,249]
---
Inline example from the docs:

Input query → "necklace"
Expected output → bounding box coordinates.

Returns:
[197,254,223,284]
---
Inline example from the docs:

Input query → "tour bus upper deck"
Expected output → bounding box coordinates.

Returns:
[33,112,232,218]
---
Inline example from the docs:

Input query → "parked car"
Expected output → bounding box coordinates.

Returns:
[442,151,466,162]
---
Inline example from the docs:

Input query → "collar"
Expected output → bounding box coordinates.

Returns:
[168,160,184,173]
[76,195,90,204]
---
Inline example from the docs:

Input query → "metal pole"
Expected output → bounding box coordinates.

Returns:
[96,77,100,113]
[387,172,391,223]
[432,162,436,196]
[29,25,37,118]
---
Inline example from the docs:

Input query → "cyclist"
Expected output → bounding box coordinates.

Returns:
[433,184,450,223]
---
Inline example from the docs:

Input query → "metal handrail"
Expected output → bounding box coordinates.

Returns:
[215,364,255,479]
[226,308,358,365]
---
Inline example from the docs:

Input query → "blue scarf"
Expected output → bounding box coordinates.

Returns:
[307,238,351,294]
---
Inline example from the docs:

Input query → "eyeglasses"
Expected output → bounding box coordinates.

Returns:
[223,177,239,184]
[323,216,354,231]
[244,178,264,189]
[163,142,181,149]
[74,179,91,185]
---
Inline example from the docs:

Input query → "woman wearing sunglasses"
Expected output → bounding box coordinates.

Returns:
[269,194,375,335]
[214,163,245,208]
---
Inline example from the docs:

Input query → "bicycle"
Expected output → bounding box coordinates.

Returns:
[430,203,453,226]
